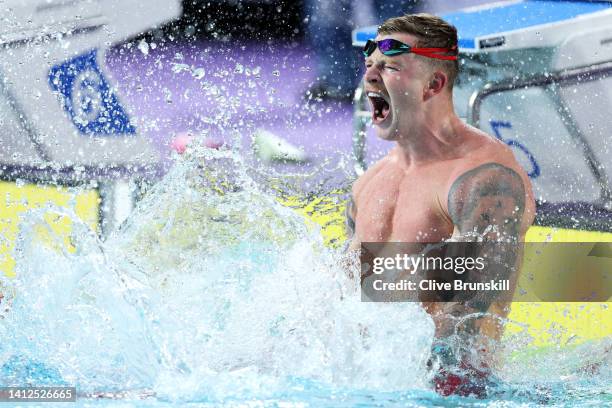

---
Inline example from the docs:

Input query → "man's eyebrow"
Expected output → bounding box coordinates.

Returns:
[365,57,396,67]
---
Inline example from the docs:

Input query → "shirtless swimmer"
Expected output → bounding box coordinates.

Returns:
[346,13,536,397]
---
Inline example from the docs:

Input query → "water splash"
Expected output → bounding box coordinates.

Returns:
[0,143,434,402]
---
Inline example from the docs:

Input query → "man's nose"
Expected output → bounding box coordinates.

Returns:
[364,64,381,84]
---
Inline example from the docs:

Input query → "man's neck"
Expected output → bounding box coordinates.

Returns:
[394,99,464,167]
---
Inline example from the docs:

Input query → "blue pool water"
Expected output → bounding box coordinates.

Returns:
[0,146,610,407]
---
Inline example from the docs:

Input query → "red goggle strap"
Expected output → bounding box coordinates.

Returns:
[410,46,458,61]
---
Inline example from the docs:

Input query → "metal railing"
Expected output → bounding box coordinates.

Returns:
[467,60,612,207]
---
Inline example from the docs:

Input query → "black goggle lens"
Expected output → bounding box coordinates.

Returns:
[363,39,377,57]
[363,39,411,57]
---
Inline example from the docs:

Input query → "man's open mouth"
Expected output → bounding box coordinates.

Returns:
[367,91,391,125]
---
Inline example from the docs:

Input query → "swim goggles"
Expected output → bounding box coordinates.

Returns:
[363,38,458,61]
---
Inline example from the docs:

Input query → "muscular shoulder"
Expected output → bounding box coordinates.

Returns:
[442,126,535,238]
[446,125,531,196]
[464,125,516,161]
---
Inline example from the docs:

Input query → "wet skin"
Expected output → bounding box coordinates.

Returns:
[347,32,536,371]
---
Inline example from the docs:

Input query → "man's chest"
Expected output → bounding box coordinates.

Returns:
[354,167,454,242]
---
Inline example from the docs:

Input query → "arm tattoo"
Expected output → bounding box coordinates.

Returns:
[448,162,525,240]
[433,164,527,341]
[345,195,356,238]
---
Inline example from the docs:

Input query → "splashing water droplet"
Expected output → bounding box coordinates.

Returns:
[192,68,206,80]
[163,88,173,104]
[138,40,149,56]
[171,63,190,74]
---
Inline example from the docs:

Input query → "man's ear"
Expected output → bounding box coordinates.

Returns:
[423,71,447,100]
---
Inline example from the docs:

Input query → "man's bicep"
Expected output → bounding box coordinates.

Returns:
[435,163,527,324]
[447,163,526,241]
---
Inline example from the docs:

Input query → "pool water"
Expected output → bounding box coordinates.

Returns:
[0,145,610,407]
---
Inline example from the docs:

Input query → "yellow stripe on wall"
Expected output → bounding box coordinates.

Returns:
[0,180,99,277]
[1,185,609,348]
[507,226,612,346]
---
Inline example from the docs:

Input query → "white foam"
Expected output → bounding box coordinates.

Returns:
[0,144,435,398]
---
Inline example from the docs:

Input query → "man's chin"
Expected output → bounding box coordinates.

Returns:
[374,126,398,141]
